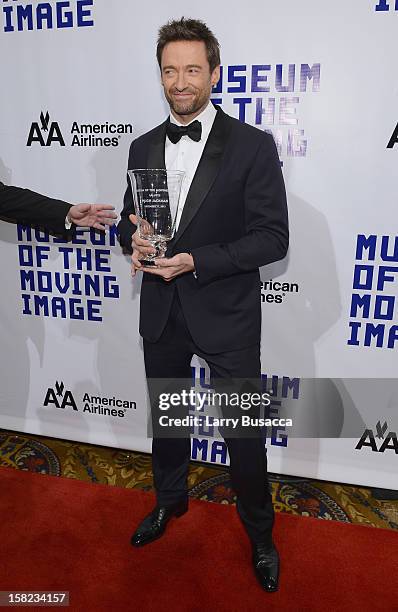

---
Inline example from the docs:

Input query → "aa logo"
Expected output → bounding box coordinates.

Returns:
[44,381,78,411]
[355,421,398,453]
[27,111,65,147]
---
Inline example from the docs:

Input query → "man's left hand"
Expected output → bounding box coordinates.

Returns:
[141,253,195,281]
[68,204,117,230]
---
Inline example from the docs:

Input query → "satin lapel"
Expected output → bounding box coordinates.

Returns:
[147,120,168,169]
[171,108,231,246]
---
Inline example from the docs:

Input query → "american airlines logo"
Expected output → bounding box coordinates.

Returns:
[27,110,133,147]
[43,380,137,419]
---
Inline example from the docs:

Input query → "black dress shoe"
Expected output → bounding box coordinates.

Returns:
[252,542,280,592]
[131,500,188,547]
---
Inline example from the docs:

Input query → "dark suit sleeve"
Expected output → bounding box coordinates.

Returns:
[190,134,289,285]
[0,182,72,233]
[117,141,137,253]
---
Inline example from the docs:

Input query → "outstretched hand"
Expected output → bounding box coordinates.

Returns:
[68,204,117,230]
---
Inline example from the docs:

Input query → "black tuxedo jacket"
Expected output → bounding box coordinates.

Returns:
[118,105,288,353]
[0,181,72,233]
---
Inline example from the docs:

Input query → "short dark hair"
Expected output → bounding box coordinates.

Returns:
[157,17,221,73]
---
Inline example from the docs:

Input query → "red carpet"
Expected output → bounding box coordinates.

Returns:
[1,466,397,611]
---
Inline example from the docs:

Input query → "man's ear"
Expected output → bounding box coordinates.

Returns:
[211,65,221,88]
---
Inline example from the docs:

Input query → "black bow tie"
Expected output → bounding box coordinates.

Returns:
[166,120,202,144]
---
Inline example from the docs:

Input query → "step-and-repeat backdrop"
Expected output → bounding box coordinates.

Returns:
[0,1,397,488]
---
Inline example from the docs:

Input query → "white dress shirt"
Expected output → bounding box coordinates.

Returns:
[165,101,217,231]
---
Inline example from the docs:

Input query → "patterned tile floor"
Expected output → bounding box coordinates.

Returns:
[1,428,397,530]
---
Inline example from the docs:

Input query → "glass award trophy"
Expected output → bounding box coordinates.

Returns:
[128,169,185,266]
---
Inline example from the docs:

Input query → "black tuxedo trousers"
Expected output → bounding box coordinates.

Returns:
[144,290,275,545]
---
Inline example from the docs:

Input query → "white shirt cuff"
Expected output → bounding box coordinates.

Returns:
[65,214,72,229]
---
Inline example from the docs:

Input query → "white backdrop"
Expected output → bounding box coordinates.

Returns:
[0,0,397,488]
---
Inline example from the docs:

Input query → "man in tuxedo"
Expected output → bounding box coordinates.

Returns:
[118,18,288,592]
[0,181,116,231]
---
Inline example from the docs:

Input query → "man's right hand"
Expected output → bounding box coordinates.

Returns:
[68,203,117,230]
[129,213,156,276]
